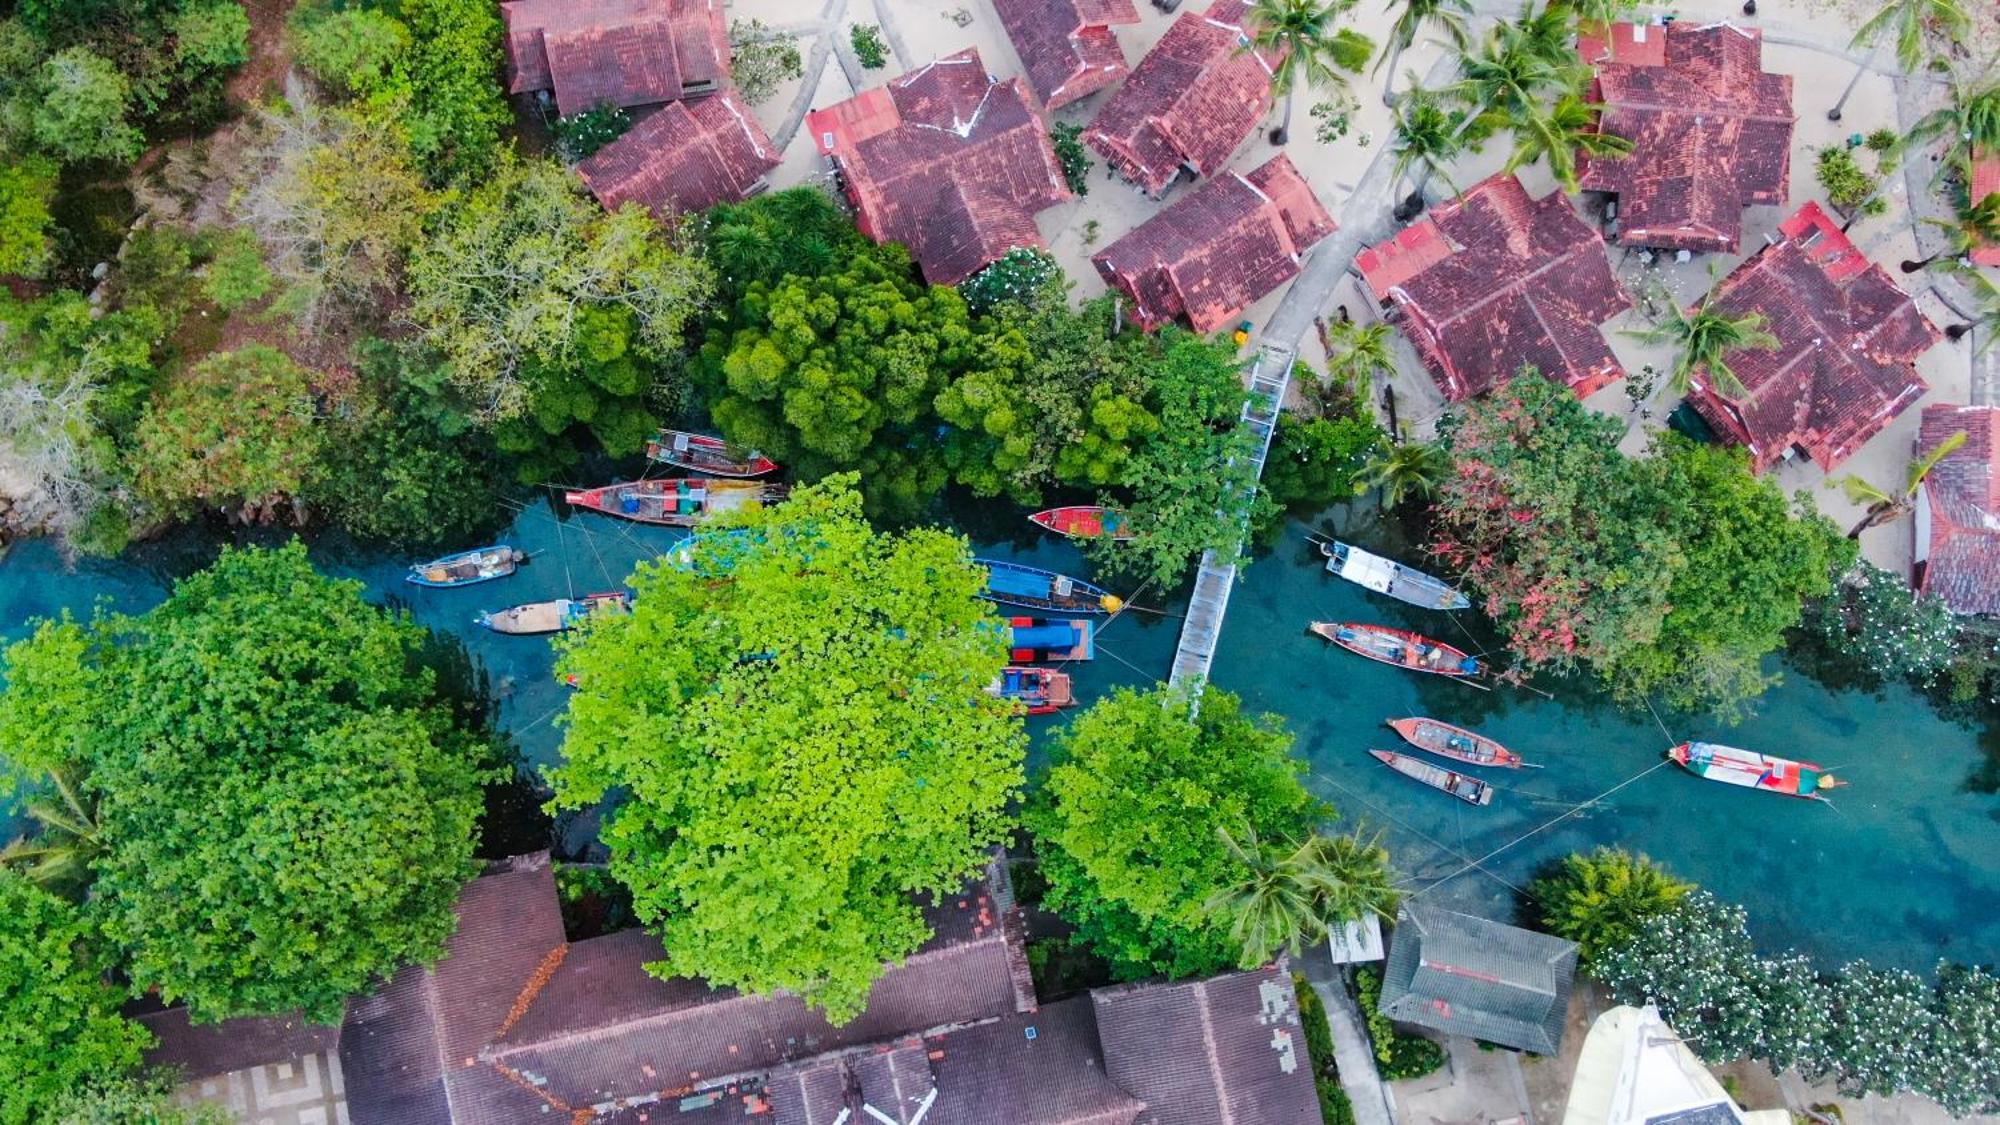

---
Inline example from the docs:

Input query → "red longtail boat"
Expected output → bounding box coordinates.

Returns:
[1310,622,1481,678]
[644,430,779,478]
[986,667,1074,714]
[1388,717,1532,768]
[1028,506,1134,542]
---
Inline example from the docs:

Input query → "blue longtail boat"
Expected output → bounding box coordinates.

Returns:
[977,559,1121,615]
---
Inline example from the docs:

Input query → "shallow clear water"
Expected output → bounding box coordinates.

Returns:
[1,498,1993,970]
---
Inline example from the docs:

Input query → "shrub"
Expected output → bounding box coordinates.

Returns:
[198,227,272,312]
[1796,562,1959,689]
[1817,147,1886,217]
[729,19,802,105]
[1312,94,1358,144]
[553,101,631,161]
[960,246,1061,314]
[291,6,412,99]
[1051,121,1091,195]
[850,23,888,69]
[1528,847,1691,966]
[1354,965,1448,1078]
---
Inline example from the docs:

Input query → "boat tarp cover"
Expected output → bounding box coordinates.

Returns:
[1012,623,1079,649]
[986,567,1052,600]
[1337,549,1402,594]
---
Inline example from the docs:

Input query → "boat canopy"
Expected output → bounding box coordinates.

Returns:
[986,567,1054,600]
[1012,622,1082,649]
[1336,549,1404,596]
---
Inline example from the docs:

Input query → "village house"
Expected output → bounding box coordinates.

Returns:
[137,852,1325,1124]
[1914,403,2000,615]
[499,0,729,117]
[1083,0,1277,198]
[1377,904,1579,1057]
[577,94,780,219]
[1577,21,1794,255]
[1684,200,1939,473]
[1091,153,1335,333]
[806,49,1072,286]
[990,0,1141,111]
[1355,172,1630,401]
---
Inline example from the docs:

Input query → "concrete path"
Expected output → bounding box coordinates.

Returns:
[1298,946,1395,1125]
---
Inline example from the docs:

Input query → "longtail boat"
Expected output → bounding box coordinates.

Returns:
[1668,742,1845,801]
[477,591,630,635]
[407,545,525,588]
[1004,616,1094,662]
[1028,506,1134,542]
[1370,749,1494,805]
[1388,717,1530,768]
[986,666,1074,714]
[1322,541,1469,611]
[978,559,1122,615]
[644,430,778,478]
[1310,622,1481,678]
[564,479,784,526]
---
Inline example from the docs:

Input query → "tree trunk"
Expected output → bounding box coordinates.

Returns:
[1272,89,1295,145]
[1846,501,1896,540]
[1381,41,1407,106]
[1947,322,1972,341]
[1902,254,1940,273]
[1828,46,1875,121]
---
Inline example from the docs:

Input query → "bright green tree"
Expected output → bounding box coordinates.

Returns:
[0,544,493,1021]
[1261,410,1383,524]
[1377,0,1470,105]
[549,477,1025,1023]
[1028,684,1329,980]
[1206,829,1398,968]
[46,1070,235,1125]
[1528,847,1691,965]
[399,0,508,184]
[0,871,152,1125]
[1506,86,1633,193]
[290,5,412,99]
[1624,294,1780,399]
[1358,439,1449,509]
[0,154,54,277]
[29,46,142,164]
[1245,0,1372,144]
[131,344,322,517]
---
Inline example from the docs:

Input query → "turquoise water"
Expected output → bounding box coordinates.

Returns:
[1,498,1994,969]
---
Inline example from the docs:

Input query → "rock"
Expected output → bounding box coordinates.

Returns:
[90,261,110,281]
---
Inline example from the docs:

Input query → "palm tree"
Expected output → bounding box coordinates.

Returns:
[1324,320,1397,400]
[1505,86,1634,193]
[1551,0,1641,30]
[1837,428,1967,537]
[1902,192,2000,272]
[1941,269,2000,351]
[1246,0,1361,145]
[1827,0,1970,121]
[1390,86,1464,219]
[0,765,104,896]
[1623,296,1780,400]
[1359,440,1451,508]
[1907,80,2000,182]
[1376,0,1472,106]
[1205,828,1400,968]
[1444,16,1581,146]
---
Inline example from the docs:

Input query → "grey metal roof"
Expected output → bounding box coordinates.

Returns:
[1378,905,1578,1055]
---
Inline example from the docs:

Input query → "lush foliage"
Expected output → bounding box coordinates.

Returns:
[44,1070,235,1125]
[1797,562,1959,689]
[290,5,412,100]
[1028,685,1328,981]
[1817,146,1888,218]
[1596,890,2000,1111]
[728,19,801,105]
[1354,964,1448,1076]
[399,0,510,184]
[550,478,1024,1023]
[0,544,493,1021]
[1206,830,1399,968]
[0,154,56,277]
[959,247,1062,315]
[552,101,631,161]
[0,872,151,1125]
[849,22,888,69]
[1431,373,1851,713]
[1527,847,1691,965]
[131,344,321,518]
[1051,121,1091,195]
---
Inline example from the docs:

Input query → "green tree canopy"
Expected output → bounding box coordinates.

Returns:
[131,344,322,518]
[1027,684,1329,980]
[0,544,492,1021]
[0,871,152,1125]
[1527,847,1690,965]
[549,477,1025,1022]
[29,46,142,163]
[0,153,55,277]
[399,0,508,184]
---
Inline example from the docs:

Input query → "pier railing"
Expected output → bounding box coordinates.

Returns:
[1168,344,1296,693]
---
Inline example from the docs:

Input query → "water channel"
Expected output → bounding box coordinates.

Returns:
[1,493,1994,972]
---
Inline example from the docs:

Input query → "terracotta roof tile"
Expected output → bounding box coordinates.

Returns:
[1083,0,1276,196]
[1092,153,1334,332]
[1578,22,1793,254]
[993,0,1140,110]
[1359,173,1630,400]
[806,49,1072,285]
[1917,404,2000,614]
[137,1003,341,1082]
[1687,200,1939,473]
[1972,148,2000,267]
[501,0,727,116]
[578,95,779,218]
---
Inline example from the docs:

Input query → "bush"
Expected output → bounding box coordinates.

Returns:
[850,23,887,69]
[1796,562,1959,689]
[291,6,412,99]
[960,246,1061,314]
[1051,121,1091,195]
[729,19,801,105]
[553,101,632,161]
[1354,965,1447,1079]
[1528,847,1691,966]
[1817,147,1885,217]
[198,227,271,312]
[1295,973,1358,1125]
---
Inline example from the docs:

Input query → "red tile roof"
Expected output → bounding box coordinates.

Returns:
[577,95,779,219]
[1686,200,1938,473]
[1083,0,1277,197]
[993,0,1140,111]
[501,0,727,117]
[1972,148,2000,268]
[1916,404,2000,614]
[1091,153,1335,333]
[806,49,1072,285]
[1356,173,1630,401]
[1578,21,1794,254]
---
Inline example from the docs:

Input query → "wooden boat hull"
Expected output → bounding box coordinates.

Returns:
[408,546,524,588]
[1669,742,1842,800]
[478,592,630,635]
[1370,749,1494,805]
[1005,616,1094,662]
[644,430,779,478]
[987,666,1074,714]
[564,479,782,526]
[1028,506,1134,542]
[977,559,1121,615]
[1322,541,1470,611]
[1388,717,1524,768]
[1310,622,1480,677]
